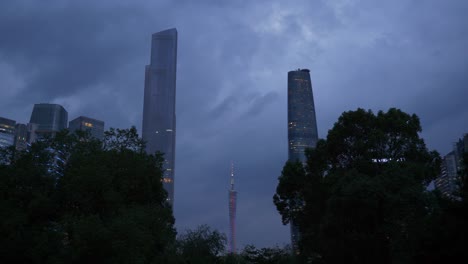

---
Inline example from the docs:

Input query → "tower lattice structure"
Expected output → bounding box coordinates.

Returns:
[228,161,237,254]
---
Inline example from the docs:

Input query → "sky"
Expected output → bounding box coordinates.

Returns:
[1,0,467,249]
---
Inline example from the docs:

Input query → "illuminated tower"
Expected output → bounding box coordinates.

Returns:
[142,28,177,206]
[287,69,319,253]
[228,161,237,254]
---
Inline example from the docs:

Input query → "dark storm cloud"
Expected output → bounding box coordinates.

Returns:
[1,0,468,248]
[209,95,240,119]
[0,1,144,99]
[242,91,279,118]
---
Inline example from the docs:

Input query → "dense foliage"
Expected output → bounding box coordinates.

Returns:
[0,127,175,263]
[0,127,299,263]
[176,225,226,264]
[274,108,468,263]
[239,245,295,264]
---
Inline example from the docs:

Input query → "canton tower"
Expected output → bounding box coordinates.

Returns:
[228,162,237,254]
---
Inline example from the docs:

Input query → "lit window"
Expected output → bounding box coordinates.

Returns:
[162,177,172,183]
[166,129,173,132]
[83,122,93,128]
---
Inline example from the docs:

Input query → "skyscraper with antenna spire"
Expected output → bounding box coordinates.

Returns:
[228,161,237,254]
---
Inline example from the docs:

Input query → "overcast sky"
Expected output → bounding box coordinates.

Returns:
[1,0,467,248]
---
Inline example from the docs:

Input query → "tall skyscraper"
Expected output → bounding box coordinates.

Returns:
[0,117,16,149]
[142,28,177,206]
[287,69,319,253]
[69,116,105,140]
[29,103,68,138]
[228,162,237,254]
[288,69,319,162]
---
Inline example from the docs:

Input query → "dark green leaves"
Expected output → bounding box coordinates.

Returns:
[274,108,442,263]
[0,127,175,263]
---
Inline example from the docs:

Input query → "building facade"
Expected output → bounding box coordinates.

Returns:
[142,28,178,206]
[435,134,468,199]
[287,69,319,253]
[14,123,28,151]
[69,116,105,140]
[288,69,319,162]
[29,103,68,138]
[0,117,16,149]
[435,152,458,198]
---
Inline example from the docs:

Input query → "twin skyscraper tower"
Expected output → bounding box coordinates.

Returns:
[142,29,318,251]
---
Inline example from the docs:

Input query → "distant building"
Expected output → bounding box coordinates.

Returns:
[14,123,39,151]
[69,116,105,140]
[287,69,319,253]
[435,134,468,199]
[142,28,178,207]
[435,151,459,198]
[29,103,68,138]
[26,123,39,144]
[0,117,16,148]
[14,123,28,151]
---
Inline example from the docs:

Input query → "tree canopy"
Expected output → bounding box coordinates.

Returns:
[176,225,227,264]
[0,127,175,263]
[274,108,444,263]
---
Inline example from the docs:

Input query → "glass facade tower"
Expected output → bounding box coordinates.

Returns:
[69,116,105,140]
[142,28,177,207]
[29,103,68,138]
[287,69,319,253]
[288,69,319,162]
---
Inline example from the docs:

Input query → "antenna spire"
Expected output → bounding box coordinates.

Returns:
[230,161,235,190]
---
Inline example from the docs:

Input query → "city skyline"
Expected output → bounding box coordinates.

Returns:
[1,0,467,248]
[1,105,105,150]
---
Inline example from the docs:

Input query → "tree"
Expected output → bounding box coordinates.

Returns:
[0,138,62,264]
[0,127,176,263]
[274,108,441,263]
[240,245,295,264]
[176,225,227,264]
